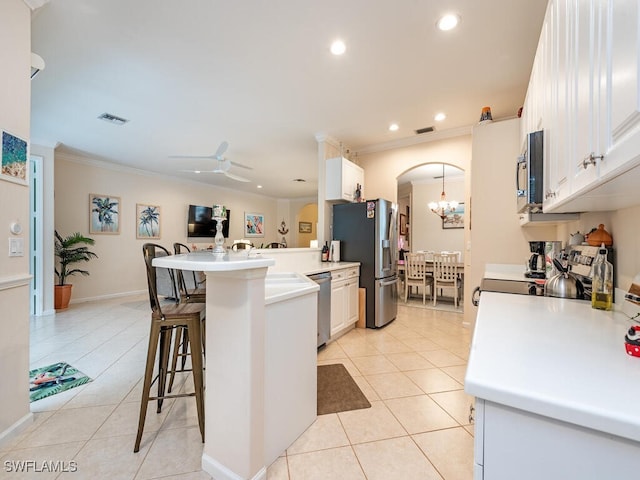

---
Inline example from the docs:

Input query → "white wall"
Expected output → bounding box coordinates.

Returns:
[467,118,557,325]
[0,0,32,439]
[54,152,281,302]
[410,178,465,256]
[356,135,472,204]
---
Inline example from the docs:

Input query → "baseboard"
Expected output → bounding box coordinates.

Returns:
[201,453,266,480]
[0,412,34,449]
[68,289,147,305]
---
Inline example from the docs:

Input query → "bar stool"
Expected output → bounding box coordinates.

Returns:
[169,243,207,392]
[134,243,206,453]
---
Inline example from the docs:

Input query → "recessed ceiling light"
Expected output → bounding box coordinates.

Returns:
[389,123,399,132]
[434,112,446,122]
[257,185,263,189]
[330,39,346,55]
[437,14,460,31]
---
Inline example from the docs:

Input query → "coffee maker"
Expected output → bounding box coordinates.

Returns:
[526,241,563,279]
[526,241,547,279]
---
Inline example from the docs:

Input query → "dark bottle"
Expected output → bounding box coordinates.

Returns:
[321,242,329,262]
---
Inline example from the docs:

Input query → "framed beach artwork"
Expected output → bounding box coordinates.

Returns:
[136,204,161,239]
[1,130,28,186]
[442,203,464,230]
[90,194,121,234]
[244,212,265,237]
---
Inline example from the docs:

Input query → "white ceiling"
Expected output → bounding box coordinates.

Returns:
[29,0,547,199]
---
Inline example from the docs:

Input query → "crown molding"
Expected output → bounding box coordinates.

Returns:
[354,125,473,155]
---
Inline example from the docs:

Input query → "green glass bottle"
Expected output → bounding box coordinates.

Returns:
[591,244,613,311]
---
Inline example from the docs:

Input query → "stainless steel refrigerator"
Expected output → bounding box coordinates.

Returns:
[332,199,398,328]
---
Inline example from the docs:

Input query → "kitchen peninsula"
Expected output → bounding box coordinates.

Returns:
[465,292,640,479]
[152,252,319,480]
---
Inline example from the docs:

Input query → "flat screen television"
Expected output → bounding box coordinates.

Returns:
[187,205,230,238]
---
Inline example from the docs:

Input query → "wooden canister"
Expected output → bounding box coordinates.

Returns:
[587,224,613,246]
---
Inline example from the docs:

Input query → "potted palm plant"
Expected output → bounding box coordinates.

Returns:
[54,230,98,310]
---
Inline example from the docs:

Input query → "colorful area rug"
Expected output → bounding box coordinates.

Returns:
[317,364,371,415]
[29,362,91,402]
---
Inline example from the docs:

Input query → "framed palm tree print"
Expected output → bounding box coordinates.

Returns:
[136,204,161,239]
[89,194,120,234]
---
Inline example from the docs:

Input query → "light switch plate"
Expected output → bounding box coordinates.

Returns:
[9,237,24,257]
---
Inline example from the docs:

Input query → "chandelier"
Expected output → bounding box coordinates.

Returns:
[428,164,459,219]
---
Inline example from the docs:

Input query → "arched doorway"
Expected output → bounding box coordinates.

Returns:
[397,162,466,311]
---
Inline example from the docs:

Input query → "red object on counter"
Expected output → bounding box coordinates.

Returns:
[625,326,640,357]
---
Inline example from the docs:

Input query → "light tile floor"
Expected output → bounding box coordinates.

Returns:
[1,295,474,479]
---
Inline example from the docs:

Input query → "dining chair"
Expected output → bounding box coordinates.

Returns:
[404,253,434,304]
[432,252,461,307]
[136,243,205,452]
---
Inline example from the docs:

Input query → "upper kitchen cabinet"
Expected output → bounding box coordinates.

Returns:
[540,0,640,213]
[325,156,364,202]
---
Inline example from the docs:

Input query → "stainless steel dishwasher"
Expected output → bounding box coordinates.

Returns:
[308,272,331,348]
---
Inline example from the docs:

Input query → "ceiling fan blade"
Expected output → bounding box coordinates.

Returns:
[224,171,250,182]
[214,141,229,158]
[230,160,253,170]
[170,154,215,159]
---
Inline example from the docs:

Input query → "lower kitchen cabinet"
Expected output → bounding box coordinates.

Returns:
[330,266,359,337]
[473,398,640,480]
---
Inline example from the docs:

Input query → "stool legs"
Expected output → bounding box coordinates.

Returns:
[134,316,205,453]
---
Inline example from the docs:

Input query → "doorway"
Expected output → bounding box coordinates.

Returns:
[397,162,465,312]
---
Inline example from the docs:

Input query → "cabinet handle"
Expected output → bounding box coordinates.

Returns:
[544,190,556,199]
[582,153,604,169]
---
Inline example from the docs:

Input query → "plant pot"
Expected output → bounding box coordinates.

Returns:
[55,284,73,310]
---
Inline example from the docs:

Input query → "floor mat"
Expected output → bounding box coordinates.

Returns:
[317,364,371,415]
[29,362,91,402]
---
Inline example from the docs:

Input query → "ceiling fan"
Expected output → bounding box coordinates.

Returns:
[171,141,252,182]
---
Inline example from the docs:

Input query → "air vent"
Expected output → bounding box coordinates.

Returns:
[98,113,129,125]
[415,126,435,135]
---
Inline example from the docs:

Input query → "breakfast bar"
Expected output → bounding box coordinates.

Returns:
[152,252,319,480]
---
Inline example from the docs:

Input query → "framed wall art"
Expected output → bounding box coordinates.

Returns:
[244,212,264,237]
[1,130,28,186]
[442,203,464,230]
[136,204,161,239]
[90,194,120,234]
[399,213,407,235]
[299,221,312,234]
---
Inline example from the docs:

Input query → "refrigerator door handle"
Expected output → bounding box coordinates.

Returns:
[379,277,398,287]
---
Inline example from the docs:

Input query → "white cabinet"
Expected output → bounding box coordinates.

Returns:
[330,266,360,337]
[326,157,364,202]
[536,0,640,213]
[473,398,640,480]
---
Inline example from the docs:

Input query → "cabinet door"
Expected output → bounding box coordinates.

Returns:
[570,0,603,195]
[330,280,346,336]
[346,279,359,325]
[600,0,640,178]
[544,0,573,208]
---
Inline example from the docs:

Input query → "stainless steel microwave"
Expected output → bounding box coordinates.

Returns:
[516,130,544,213]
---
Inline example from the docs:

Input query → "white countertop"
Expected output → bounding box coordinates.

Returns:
[465,292,640,442]
[483,263,529,282]
[301,261,360,276]
[152,251,275,271]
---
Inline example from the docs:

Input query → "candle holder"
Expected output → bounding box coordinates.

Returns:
[212,216,226,257]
